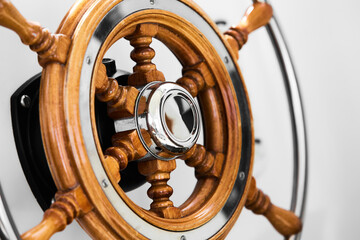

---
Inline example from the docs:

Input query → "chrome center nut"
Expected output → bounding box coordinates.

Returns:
[115,81,201,161]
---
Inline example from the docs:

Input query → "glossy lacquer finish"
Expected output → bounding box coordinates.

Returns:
[0,0,303,239]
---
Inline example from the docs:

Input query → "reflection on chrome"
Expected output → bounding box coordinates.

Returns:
[134,82,201,160]
[163,95,194,141]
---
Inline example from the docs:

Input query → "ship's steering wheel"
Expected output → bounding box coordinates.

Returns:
[0,0,305,239]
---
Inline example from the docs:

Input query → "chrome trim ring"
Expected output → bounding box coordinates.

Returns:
[0,184,20,240]
[78,0,252,239]
[265,8,308,240]
[134,82,200,161]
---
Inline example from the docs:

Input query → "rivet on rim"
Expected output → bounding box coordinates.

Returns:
[102,179,109,188]
[239,171,246,181]
[86,56,92,64]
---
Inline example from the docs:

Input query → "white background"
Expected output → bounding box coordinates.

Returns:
[0,0,359,239]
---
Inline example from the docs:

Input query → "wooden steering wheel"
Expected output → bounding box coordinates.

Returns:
[0,0,303,239]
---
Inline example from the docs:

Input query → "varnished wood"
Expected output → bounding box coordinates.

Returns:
[85,10,243,233]
[246,177,302,238]
[107,9,242,232]
[111,129,150,162]
[23,0,251,238]
[0,0,70,66]
[105,147,129,172]
[182,144,224,178]
[21,186,92,240]
[176,61,214,97]
[126,23,165,86]
[95,63,144,119]
[224,2,273,59]
[103,155,121,183]
[38,1,147,239]
[103,130,151,182]
[21,0,299,236]
[138,159,181,219]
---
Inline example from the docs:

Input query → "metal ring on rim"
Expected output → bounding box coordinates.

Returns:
[79,0,252,238]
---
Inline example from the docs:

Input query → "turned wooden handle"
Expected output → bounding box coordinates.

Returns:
[0,0,70,66]
[0,0,43,45]
[224,2,273,57]
[246,177,302,238]
[21,187,92,240]
[235,2,273,36]
[21,208,70,240]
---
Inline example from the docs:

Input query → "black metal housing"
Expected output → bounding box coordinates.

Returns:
[10,59,146,212]
[11,73,56,211]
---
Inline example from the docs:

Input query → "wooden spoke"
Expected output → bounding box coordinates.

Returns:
[182,144,224,178]
[21,186,92,240]
[126,23,165,86]
[138,159,181,219]
[176,61,214,97]
[246,177,302,238]
[95,63,144,119]
[103,130,150,182]
[224,1,273,59]
[0,0,70,67]
[102,155,121,183]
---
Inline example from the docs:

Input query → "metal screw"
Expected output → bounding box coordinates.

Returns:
[102,179,109,188]
[20,95,31,108]
[180,236,186,240]
[239,171,245,181]
[224,56,229,63]
[150,0,155,5]
[86,56,92,65]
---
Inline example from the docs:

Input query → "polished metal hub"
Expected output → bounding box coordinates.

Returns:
[115,81,201,161]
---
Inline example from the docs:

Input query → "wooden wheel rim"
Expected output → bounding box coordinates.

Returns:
[40,0,254,238]
[0,0,305,238]
[91,10,241,230]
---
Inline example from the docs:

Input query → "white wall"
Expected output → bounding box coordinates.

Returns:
[267,1,360,239]
[0,0,359,239]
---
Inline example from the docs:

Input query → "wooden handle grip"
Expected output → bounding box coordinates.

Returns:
[21,208,70,240]
[0,0,41,45]
[21,187,92,240]
[236,2,273,35]
[0,0,70,66]
[21,196,79,240]
[224,2,273,58]
[246,177,302,238]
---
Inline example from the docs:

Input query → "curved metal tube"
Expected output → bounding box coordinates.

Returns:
[265,14,308,240]
[0,184,20,240]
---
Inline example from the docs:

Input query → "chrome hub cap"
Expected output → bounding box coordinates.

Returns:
[115,81,201,161]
